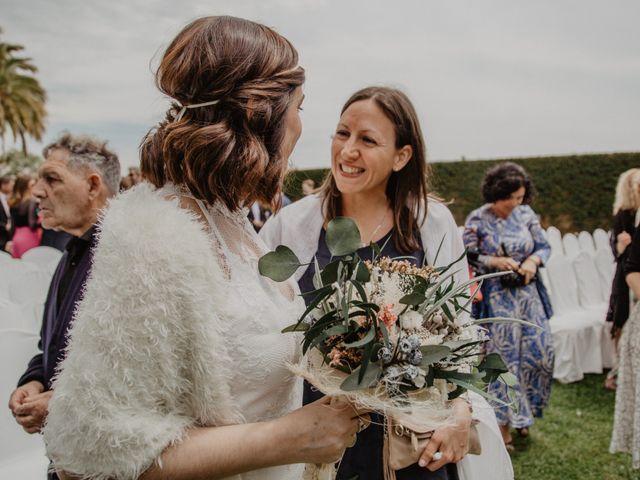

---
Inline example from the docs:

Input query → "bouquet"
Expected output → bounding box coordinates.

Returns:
[259,218,525,477]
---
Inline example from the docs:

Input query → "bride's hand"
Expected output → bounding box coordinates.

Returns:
[418,399,472,471]
[279,396,370,465]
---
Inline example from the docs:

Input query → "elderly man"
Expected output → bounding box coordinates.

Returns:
[7,133,120,479]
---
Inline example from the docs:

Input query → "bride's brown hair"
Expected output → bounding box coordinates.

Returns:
[141,16,305,210]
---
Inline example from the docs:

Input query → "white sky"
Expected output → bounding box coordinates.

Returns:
[2,0,639,171]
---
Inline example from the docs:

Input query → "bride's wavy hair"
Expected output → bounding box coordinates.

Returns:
[141,16,305,210]
[320,86,430,254]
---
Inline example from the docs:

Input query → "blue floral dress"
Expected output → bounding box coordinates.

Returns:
[463,204,554,428]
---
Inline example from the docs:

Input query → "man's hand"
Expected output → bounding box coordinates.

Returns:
[8,381,50,433]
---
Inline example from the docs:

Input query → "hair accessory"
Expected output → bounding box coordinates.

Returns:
[174,99,220,122]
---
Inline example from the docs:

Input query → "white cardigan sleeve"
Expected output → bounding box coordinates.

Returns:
[43,186,240,480]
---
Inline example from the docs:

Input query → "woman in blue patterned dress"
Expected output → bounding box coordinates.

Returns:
[462,162,554,450]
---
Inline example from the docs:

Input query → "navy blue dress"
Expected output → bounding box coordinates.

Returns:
[298,229,457,480]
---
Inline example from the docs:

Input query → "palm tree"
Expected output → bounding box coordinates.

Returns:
[0,28,47,155]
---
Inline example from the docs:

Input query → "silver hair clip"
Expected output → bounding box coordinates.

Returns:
[175,99,220,122]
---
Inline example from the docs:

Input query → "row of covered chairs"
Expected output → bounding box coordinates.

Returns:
[542,227,616,383]
[0,248,61,477]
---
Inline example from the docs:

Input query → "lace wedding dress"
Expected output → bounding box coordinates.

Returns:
[161,184,307,480]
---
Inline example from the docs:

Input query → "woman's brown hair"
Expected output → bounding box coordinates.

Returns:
[140,16,305,210]
[321,86,430,254]
[9,175,34,208]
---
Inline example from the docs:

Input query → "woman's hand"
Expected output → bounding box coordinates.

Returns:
[280,396,370,465]
[418,399,472,471]
[488,256,520,272]
[518,257,539,284]
[617,231,632,256]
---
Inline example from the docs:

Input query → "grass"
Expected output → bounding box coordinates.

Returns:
[509,374,639,480]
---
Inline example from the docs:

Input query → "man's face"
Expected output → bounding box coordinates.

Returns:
[32,149,94,234]
[0,179,14,195]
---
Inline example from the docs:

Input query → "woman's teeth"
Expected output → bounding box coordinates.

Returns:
[341,164,364,174]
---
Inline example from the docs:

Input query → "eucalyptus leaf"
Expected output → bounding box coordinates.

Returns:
[341,362,382,391]
[355,261,371,282]
[258,246,301,282]
[343,326,376,348]
[399,292,426,306]
[445,377,510,407]
[478,352,509,372]
[281,323,310,333]
[419,345,451,365]
[468,316,543,330]
[500,372,518,387]
[326,217,362,256]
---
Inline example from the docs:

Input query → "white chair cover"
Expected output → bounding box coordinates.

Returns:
[0,301,41,333]
[562,233,581,258]
[0,258,38,301]
[594,248,615,295]
[545,255,606,383]
[546,255,581,314]
[573,251,607,305]
[21,246,62,270]
[545,226,564,257]
[0,329,49,476]
[592,228,610,251]
[8,269,53,306]
[578,231,596,254]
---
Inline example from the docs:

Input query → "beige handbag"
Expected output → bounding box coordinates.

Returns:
[385,414,482,472]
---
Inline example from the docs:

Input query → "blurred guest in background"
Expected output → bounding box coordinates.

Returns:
[128,166,142,185]
[301,178,315,195]
[119,175,134,191]
[463,162,554,450]
[9,174,41,258]
[607,169,640,336]
[0,175,14,252]
[604,168,640,389]
[610,225,640,469]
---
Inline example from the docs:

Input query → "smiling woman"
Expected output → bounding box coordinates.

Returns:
[260,86,514,480]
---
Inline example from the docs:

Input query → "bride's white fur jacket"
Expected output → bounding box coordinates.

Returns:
[43,183,244,480]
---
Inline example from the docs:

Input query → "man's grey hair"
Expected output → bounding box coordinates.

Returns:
[42,132,121,195]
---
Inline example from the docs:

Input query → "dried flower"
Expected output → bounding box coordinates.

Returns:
[378,303,398,328]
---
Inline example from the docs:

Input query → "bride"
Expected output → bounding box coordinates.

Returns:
[42,16,366,480]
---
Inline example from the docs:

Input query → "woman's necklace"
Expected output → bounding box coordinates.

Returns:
[360,209,392,247]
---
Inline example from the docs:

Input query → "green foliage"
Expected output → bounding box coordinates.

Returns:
[0,29,47,154]
[0,148,42,176]
[284,153,640,234]
[511,374,640,480]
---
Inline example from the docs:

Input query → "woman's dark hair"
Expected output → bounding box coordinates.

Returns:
[8,175,34,208]
[140,16,305,210]
[481,162,535,204]
[320,86,429,254]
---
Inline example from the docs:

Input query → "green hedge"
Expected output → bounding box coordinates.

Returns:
[284,153,640,233]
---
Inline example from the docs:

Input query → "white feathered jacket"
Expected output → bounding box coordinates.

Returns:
[43,183,245,480]
[260,194,515,480]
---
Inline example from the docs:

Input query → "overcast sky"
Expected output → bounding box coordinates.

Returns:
[2,0,639,171]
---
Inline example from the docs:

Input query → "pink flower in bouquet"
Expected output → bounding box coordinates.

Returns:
[378,303,398,328]
[328,347,344,367]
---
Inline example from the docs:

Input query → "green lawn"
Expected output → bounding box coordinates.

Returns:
[510,374,639,480]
